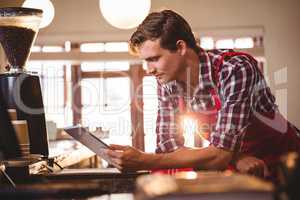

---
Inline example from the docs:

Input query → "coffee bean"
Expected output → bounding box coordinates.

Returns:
[0,26,35,69]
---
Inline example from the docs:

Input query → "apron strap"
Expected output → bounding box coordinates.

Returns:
[215,52,256,74]
[211,51,257,110]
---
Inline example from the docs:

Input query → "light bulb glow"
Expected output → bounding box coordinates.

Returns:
[99,0,151,29]
[182,117,197,136]
[22,0,55,29]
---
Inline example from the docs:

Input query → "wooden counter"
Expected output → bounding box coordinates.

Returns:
[0,139,149,199]
[48,139,96,171]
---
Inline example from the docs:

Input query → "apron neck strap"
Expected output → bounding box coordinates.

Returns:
[212,51,256,110]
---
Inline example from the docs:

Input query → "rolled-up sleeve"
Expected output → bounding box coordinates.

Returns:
[210,58,257,151]
[155,82,184,153]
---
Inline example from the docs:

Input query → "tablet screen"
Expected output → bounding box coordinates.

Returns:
[64,125,112,163]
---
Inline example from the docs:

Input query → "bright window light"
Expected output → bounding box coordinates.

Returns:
[104,42,129,52]
[235,37,254,49]
[27,61,42,74]
[216,39,234,49]
[81,77,132,145]
[80,43,105,52]
[64,41,71,52]
[42,46,64,53]
[81,62,105,71]
[81,61,129,72]
[142,61,148,71]
[185,171,198,180]
[255,56,266,62]
[200,37,214,50]
[143,76,158,152]
[182,116,197,147]
[31,45,42,52]
[104,61,130,70]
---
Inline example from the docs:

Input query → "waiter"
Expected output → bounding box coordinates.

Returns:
[106,10,300,181]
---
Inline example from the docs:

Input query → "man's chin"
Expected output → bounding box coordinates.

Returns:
[156,76,174,84]
[157,79,169,84]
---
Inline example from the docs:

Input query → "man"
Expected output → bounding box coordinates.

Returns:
[106,10,300,180]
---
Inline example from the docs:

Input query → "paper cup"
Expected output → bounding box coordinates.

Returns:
[7,109,17,120]
[11,120,30,157]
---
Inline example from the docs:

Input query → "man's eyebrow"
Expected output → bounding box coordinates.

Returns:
[144,56,160,61]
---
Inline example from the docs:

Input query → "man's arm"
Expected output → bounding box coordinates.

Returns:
[146,145,233,170]
[106,144,233,171]
[155,81,185,153]
[107,143,269,178]
[210,56,269,177]
[210,56,257,151]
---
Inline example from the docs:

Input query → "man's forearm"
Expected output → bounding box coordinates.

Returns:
[141,146,233,170]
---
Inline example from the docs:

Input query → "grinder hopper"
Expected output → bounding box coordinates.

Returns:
[0,7,49,157]
[0,7,42,71]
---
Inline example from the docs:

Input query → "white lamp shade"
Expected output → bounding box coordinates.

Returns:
[22,0,55,29]
[99,0,151,29]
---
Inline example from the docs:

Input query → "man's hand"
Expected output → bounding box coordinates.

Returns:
[106,144,146,171]
[235,156,269,178]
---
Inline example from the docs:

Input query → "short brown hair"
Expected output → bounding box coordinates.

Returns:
[129,10,199,55]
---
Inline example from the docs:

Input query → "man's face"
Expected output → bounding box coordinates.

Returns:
[139,39,185,84]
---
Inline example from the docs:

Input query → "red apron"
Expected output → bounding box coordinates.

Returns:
[217,52,300,180]
[152,52,300,179]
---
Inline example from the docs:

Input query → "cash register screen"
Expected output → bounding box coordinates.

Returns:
[0,96,21,160]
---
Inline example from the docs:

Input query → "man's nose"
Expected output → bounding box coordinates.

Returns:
[146,64,156,75]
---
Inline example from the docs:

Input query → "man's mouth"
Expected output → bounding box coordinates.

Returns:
[155,74,164,80]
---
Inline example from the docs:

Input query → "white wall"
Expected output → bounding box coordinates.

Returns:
[1,0,299,126]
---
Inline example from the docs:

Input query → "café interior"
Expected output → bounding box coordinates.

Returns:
[0,0,299,199]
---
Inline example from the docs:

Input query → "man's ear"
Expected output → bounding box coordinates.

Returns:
[176,40,187,56]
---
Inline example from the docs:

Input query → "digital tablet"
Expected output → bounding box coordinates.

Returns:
[63,125,112,163]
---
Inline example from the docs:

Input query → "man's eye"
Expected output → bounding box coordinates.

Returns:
[151,57,159,62]
[146,57,159,62]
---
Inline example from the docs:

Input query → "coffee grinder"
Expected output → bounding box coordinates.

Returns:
[0,7,48,157]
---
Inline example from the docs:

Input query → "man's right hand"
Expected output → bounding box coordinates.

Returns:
[106,144,147,172]
[235,155,270,178]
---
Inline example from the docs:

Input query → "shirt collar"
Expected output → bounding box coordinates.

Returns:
[199,49,235,91]
[198,48,216,91]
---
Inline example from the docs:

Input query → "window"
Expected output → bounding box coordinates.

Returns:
[80,43,105,52]
[31,45,42,52]
[200,37,214,50]
[199,36,263,50]
[81,61,129,72]
[215,39,235,49]
[104,42,128,52]
[234,37,254,49]
[143,76,158,152]
[80,42,128,52]
[199,34,266,75]
[81,77,132,145]
[27,61,73,128]
[42,46,65,53]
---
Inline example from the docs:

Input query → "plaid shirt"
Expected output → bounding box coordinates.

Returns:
[155,49,277,153]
